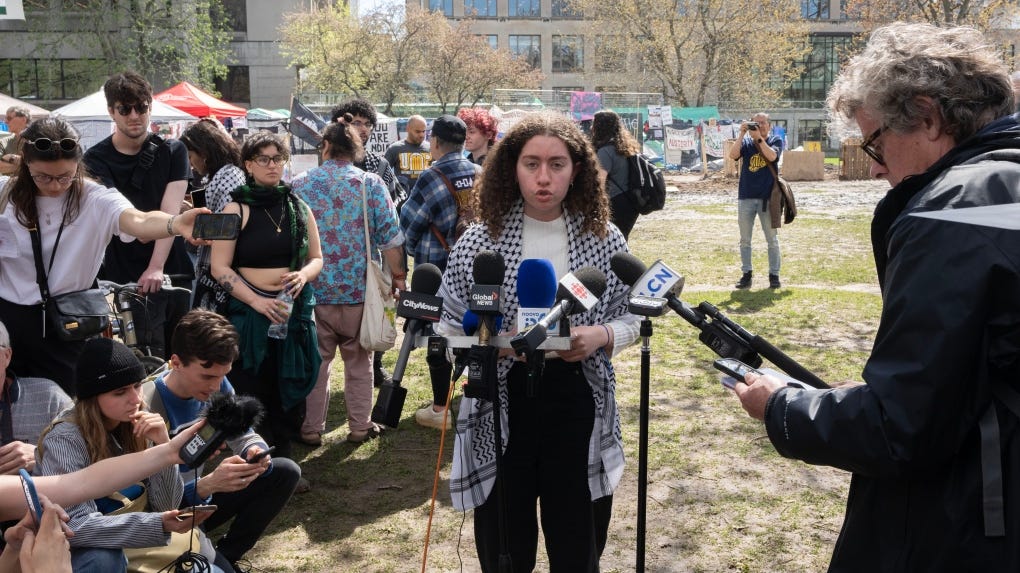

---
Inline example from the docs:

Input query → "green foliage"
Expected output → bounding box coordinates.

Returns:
[26,0,233,93]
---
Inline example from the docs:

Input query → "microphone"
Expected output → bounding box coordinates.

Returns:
[468,250,505,346]
[372,264,444,428]
[510,266,607,356]
[610,252,761,367]
[515,259,559,334]
[463,250,506,400]
[178,392,264,469]
[453,310,505,381]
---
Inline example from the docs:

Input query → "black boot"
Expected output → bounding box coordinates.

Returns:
[735,271,752,289]
[373,351,392,387]
[769,274,782,289]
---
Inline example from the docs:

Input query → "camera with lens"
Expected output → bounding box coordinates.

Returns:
[746,121,759,131]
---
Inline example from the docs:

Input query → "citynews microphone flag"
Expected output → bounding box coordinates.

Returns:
[288,96,327,148]
[0,1,25,19]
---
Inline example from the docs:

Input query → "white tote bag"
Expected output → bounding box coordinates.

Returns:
[359,184,397,351]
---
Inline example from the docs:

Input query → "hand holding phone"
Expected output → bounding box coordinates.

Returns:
[18,469,43,529]
[192,213,241,240]
[176,504,217,521]
[713,358,762,390]
[247,446,275,464]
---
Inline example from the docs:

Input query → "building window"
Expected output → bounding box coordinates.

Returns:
[214,66,251,104]
[784,34,853,106]
[552,35,583,73]
[0,58,104,100]
[429,0,454,16]
[797,119,824,147]
[220,0,247,33]
[801,0,829,19]
[479,34,498,50]
[552,0,580,17]
[509,35,541,70]
[509,0,540,17]
[464,0,496,16]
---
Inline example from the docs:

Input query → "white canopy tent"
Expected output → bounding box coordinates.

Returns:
[51,91,196,149]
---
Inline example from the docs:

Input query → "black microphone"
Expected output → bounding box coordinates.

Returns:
[510,266,607,356]
[178,392,264,469]
[469,250,505,346]
[372,264,444,428]
[463,250,506,400]
[609,252,761,367]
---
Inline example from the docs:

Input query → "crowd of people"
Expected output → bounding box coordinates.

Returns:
[0,19,1018,573]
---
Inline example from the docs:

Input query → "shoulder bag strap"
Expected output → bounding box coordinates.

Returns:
[361,181,373,259]
[429,170,458,252]
[129,134,166,192]
[1,379,14,445]
[28,222,66,337]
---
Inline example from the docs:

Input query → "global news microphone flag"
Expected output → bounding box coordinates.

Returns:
[288,96,327,150]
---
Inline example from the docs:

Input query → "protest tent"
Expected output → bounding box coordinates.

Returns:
[51,90,196,149]
[154,81,246,121]
[0,93,50,120]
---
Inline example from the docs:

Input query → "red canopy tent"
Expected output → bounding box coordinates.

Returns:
[153,82,246,120]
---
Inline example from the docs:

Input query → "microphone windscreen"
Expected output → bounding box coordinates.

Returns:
[204,392,264,439]
[572,266,608,299]
[410,263,443,295]
[462,310,503,335]
[517,259,557,307]
[610,252,647,287]
[472,250,505,285]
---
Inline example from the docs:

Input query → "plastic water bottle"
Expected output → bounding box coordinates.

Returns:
[267,291,293,340]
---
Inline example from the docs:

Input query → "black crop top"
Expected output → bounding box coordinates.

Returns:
[233,202,294,268]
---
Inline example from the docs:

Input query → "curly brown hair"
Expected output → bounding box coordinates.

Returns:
[477,112,609,240]
[3,117,86,228]
[179,120,241,177]
[590,110,640,156]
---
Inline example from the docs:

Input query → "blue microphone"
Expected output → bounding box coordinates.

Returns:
[516,259,558,333]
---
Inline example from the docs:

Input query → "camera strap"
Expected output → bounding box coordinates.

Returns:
[129,133,166,193]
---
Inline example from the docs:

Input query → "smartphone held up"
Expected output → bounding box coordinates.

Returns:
[192,213,241,240]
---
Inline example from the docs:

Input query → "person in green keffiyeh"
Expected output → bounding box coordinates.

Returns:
[210,132,323,470]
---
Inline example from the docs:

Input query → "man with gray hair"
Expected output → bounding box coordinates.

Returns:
[731,23,1020,570]
[0,320,72,474]
[0,105,30,175]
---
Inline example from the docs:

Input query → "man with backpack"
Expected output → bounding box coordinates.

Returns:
[399,114,479,430]
[728,112,784,289]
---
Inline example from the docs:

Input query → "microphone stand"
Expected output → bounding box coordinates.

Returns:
[636,315,652,573]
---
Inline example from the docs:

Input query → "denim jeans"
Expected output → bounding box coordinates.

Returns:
[737,198,781,275]
[70,547,127,573]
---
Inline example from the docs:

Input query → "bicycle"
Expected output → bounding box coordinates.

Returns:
[98,277,192,375]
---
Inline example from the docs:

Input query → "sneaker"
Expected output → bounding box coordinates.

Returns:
[735,271,752,289]
[415,405,453,430]
[346,423,383,444]
[297,431,322,447]
[373,364,392,387]
[769,274,782,289]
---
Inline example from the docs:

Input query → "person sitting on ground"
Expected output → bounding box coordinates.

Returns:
[35,338,203,573]
[0,320,72,475]
[142,309,302,572]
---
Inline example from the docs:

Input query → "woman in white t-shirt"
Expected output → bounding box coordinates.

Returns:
[0,117,205,396]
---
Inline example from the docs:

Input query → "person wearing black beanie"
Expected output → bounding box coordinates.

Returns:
[35,337,212,571]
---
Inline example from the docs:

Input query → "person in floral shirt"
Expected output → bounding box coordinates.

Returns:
[293,114,405,445]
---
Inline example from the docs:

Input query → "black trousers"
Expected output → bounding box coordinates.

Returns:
[127,281,191,360]
[473,360,613,572]
[610,193,640,240]
[0,298,82,396]
[228,343,301,460]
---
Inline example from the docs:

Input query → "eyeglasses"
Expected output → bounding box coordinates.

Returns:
[315,140,325,151]
[860,126,886,166]
[349,120,372,129]
[251,155,287,167]
[30,173,76,186]
[26,138,78,153]
[115,103,150,116]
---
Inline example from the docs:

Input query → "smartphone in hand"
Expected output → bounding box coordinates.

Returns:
[176,504,218,520]
[18,469,43,529]
[192,213,241,240]
[247,446,275,464]
[713,358,762,390]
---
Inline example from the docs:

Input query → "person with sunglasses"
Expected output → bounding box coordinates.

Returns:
[83,71,194,361]
[727,112,783,290]
[730,23,1020,571]
[0,117,206,396]
[210,133,322,482]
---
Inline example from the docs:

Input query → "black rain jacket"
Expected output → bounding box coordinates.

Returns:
[763,114,1020,572]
